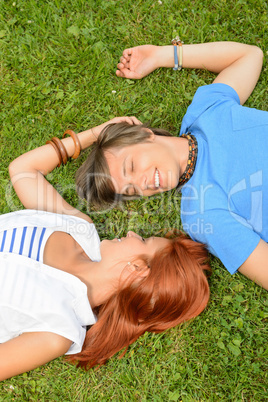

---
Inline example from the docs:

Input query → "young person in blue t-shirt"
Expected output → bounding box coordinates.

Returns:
[75,41,268,290]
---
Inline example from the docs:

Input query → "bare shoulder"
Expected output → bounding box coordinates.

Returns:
[0,332,72,381]
[238,239,268,290]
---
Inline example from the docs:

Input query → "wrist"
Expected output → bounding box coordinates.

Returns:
[77,127,97,150]
[155,46,175,69]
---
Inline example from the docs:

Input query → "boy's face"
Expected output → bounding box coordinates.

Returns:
[104,135,181,197]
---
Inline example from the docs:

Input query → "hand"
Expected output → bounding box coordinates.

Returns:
[116,45,159,79]
[93,116,142,138]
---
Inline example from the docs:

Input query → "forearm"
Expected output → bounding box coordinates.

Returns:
[156,42,258,71]
[154,41,263,104]
[9,115,140,214]
[9,126,97,180]
[9,115,139,180]
[55,127,97,160]
[9,138,93,219]
[0,332,71,381]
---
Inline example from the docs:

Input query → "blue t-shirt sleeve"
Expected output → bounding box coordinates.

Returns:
[182,209,260,274]
[180,83,240,135]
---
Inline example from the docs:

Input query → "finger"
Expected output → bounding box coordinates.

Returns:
[117,62,125,70]
[128,116,143,125]
[122,70,139,79]
[123,48,133,59]
[124,117,136,125]
[117,61,130,70]
[113,116,137,126]
[116,69,126,78]
[120,56,127,64]
[116,68,140,80]
[125,116,141,125]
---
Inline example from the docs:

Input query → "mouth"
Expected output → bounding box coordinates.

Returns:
[154,168,160,188]
[110,238,122,242]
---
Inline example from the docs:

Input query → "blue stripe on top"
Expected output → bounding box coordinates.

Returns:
[36,227,46,262]
[0,230,7,252]
[9,228,17,253]
[28,227,37,259]
[19,227,27,255]
[0,226,47,262]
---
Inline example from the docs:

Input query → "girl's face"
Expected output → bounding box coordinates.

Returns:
[100,231,170,265]
[105,135,181,197]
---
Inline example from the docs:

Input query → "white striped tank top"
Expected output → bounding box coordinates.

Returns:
[0,226,53,263]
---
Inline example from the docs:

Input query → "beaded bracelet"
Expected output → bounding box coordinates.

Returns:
[171,36,183,71]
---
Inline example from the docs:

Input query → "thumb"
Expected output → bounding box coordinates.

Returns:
[116,69,140,80]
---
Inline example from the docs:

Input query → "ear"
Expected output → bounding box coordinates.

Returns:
[144,128,155,142]
[126,259,150,278]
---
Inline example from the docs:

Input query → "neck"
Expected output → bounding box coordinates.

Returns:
[155,135,189,179]
[74,260,118,309]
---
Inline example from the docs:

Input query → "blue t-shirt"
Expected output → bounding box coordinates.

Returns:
[179,83,268,274]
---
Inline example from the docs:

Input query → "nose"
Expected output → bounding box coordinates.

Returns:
[139,174,148,191]
[127,171,147,192]
[127,231,143,240]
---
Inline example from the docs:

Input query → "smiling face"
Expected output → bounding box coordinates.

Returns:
[89,231,171,308]
[105,134,181,197]
[100,231,170,264]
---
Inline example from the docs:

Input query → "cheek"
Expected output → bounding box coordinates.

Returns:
[120,241,144,258]
[137,150,155,171]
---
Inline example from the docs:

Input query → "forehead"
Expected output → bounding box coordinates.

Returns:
[104,148,126,192]
[149,237,170,252]
[105,143,144,159]
[104,141,154,168]
[104,144,139,175]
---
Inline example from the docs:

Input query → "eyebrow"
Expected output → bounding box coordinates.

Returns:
[122,157,136,196]
[123,157,133,195]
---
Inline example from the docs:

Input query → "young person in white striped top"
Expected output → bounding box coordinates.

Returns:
[0,117,210,381]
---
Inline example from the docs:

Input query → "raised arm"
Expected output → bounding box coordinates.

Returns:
[116,42,263,105]
[9,117,140,221]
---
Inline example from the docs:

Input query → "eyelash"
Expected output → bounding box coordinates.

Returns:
[142,237,145,242]
[125,160,135,196]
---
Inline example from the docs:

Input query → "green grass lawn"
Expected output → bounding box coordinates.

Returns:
[0,0,267,400]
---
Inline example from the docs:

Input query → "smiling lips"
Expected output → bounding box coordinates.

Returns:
[154,168,160,188]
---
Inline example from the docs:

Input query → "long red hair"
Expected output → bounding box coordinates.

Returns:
[68,232,210,369]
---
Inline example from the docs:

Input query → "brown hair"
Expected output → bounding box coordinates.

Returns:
[68,232,210,369]
[75,122,172,208]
